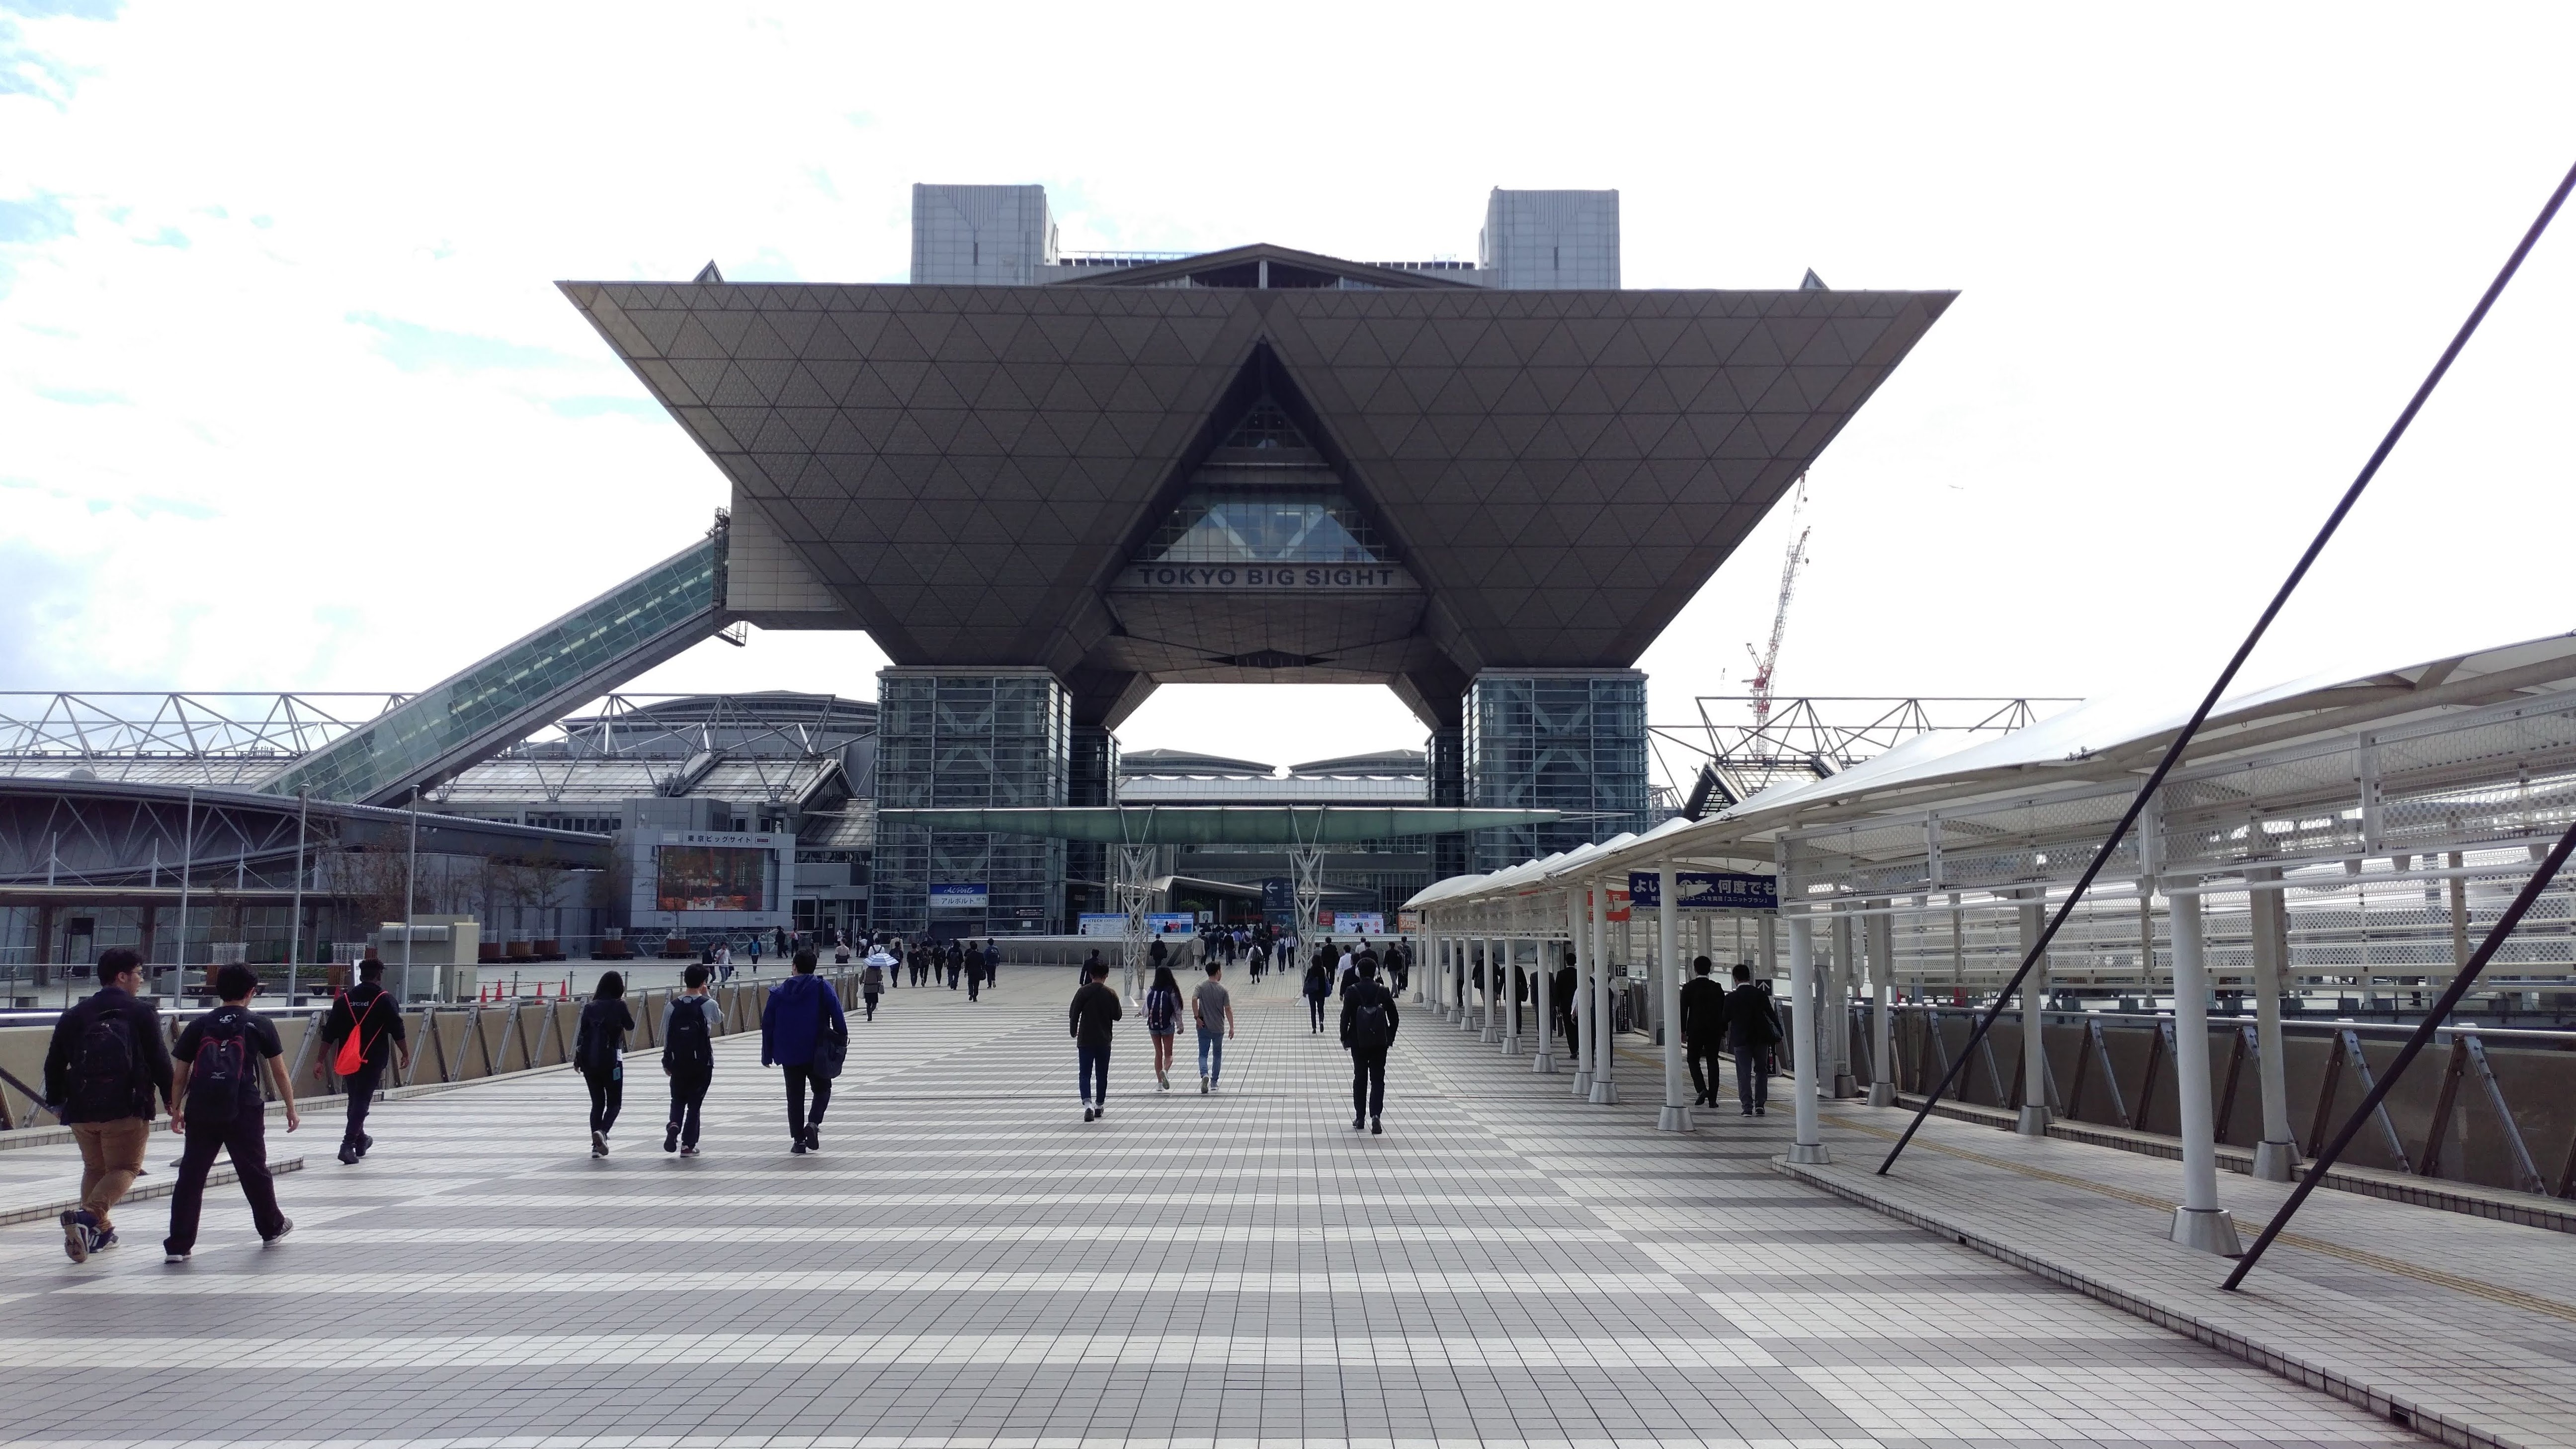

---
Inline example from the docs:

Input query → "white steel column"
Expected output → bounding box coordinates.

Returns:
[1571,890,1594,1096]
[2016,895,2053,1134]
[1787,913,1828,1163]
[1657,863,1691,1131]
[2247,868,2300,1180]
[1481,936,1501,1043]
[1532,926,1560,1074]
[1589,880,1619,1104]
[1828,912,1857,1097]
[2166,888,2243,1253]
[1868,910,1897,1108]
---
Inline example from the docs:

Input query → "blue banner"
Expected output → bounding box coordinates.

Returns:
[1628,870,1777,912]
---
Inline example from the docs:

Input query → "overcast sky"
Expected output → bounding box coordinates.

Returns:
[4,2,2573,787]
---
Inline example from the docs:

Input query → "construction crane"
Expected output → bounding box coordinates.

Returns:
[1744,472,1812,729]
[1681,473,1814,821]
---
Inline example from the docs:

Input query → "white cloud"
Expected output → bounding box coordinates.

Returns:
[3,1,2573,791]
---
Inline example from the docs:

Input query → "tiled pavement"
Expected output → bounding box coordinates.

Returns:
[0,969,2414,1448]
[1777,1095,2576,1449]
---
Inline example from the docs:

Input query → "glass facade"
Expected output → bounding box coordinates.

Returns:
[1462,671,1650,875]
[873,670,1070,938]
[264,540,719,806]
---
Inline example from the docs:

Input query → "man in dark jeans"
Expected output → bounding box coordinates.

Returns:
[1552,953,1580,1057]
[43,948,173,1262]
[761,950,848,1154]
[1068,959,1122,1122]
[1725,964,1780,1116]
[319,960,409,1165]
[164,962,298,1262]
[1339,958,1402,1135]
[1677,956,1730,1107]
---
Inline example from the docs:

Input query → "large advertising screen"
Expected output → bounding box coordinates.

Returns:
[655,846,767,912]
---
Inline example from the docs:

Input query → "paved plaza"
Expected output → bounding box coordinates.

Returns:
[0,970,2415,1448]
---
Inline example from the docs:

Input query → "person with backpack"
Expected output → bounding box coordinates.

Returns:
[575,971,635,1157]
[663,962,721,1156]
[1678,955,1730,1108]
[860,948,891,1020]
[1727,964,1783,1115]
[162,962,297,1262]
[42,947,173,1262]
[318,958,408,1166]
[982,940,1000,993]
[1338,957,1400,1134]
[760,950,848,1154]
[1193,960,1234,1094]
[1068,957,1122,1121]
[1143,965,1182,1090]
[965,943,984,1003]
[1302,953,1331,1033]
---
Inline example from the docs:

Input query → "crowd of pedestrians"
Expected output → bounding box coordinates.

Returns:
[30,926,1788,1269]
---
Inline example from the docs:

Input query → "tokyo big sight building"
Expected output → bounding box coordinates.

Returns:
[563,185,1953,938]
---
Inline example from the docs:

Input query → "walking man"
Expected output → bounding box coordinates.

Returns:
[1069,957,1122,1122]
[1194,961,1235,1094]
[1338,957,1400,1134]
[861,948,890,1020]
[663,962,720,1156]
[1726,963,1781,1115]
[319,959,408,1165]
[163,962,297,1262]
[760,950,848,1154]
[1678,955,1729,1108]
[43,948,172,1261]
[1302,952,1331,1033]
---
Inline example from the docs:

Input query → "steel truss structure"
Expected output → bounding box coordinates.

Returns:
[1650,696,2077,813]
[0,694,409,788]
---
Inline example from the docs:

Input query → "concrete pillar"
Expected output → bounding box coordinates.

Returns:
[1868,910,1897,1108]
[2016,895,2053,1135]
[1787,914,1828,1163]
[1829,913,1858,1098]
[2166,888,2243,1254]
[2247,869,2299,1180]
[1590,880,1619,1105]
[1570,892,1593,1095]
[1658,863,1692,1131]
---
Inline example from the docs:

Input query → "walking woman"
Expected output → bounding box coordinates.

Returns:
[1144,964,1183,1091]
[574,971,635,1157]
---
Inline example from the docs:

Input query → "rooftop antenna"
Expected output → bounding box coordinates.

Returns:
[1744,472,1812,730]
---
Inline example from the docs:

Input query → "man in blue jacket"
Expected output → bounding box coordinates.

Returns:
[760,950,848,1155]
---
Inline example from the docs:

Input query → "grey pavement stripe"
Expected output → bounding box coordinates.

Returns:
[383,1191,1597,1210]
[270,1222,1624,1245]
[58,1269,1692,1296]
[0,1330,1772,1371]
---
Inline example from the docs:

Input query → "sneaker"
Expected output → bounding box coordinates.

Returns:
[359,1132,375,1156]
[60,1210,92,1264]
[163,1246,189,1264]
[1083,1107,1096,1122]
[791,1137,808,1155]
[1371,1118,1383,1135]
[1741,1106,1754,1117]
[591,1129,609,1158]
[1199,1076,1209,1095]
[337,1143,361,1165]
[664,1123,679,1153]
[679,1144,701,1158]
[262,1217,294,1246]
[1093,1106,1104,1120]
[95,1228,118,1251]
[1754,1105,1767,1116]
[1352,1113,1364,1130]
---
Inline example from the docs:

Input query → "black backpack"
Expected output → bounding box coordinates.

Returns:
[67,1011,139,1119]
[186,1009,258,1125]
[574,1004,622,1074]
[1350,994,1393,1051]
[663,996,714,1072]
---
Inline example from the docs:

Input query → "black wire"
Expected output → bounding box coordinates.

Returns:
[1876,155,2576,1177]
